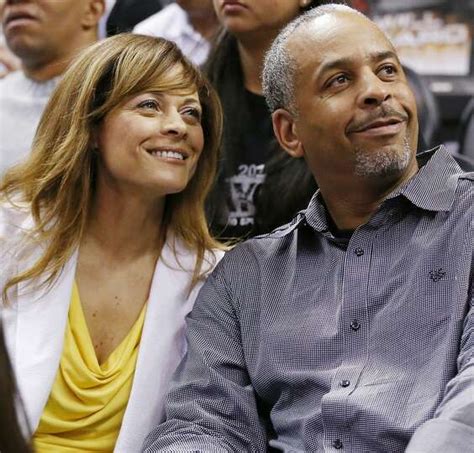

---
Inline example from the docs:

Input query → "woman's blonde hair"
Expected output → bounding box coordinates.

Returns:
[1,33,224,302]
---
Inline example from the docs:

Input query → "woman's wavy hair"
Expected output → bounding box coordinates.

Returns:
[1,33,224,302]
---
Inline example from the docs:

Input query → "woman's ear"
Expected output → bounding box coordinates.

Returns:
[272,108,305,158]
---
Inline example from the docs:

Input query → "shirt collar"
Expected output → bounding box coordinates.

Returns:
[387,145,462,212]
[305,145,463,232]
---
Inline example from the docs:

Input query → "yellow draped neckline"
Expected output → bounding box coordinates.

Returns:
[33,283,146,452]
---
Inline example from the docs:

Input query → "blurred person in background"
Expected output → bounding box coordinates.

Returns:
[0,34,224,452]
[204,0,323,240]
[134,0,219,66]
[0,0,105,177]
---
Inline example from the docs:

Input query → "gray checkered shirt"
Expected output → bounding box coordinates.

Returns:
[143,147,474,453]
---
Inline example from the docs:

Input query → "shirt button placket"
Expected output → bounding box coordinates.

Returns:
[324,237,370,453]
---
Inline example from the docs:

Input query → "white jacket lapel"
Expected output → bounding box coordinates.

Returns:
[115,239,210,452]
[14,251,77,432]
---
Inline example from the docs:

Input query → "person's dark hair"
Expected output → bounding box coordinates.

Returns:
[0,322,31,453]
[204,0,325,237]
[255,151,317,234]
[106,0,163,35]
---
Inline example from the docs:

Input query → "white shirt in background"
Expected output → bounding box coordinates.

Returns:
[133,3,210,66]
[0,71,59,177]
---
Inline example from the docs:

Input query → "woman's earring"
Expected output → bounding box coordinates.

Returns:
[301,0,311,7]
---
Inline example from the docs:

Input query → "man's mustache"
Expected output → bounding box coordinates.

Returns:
[346,106,409,134]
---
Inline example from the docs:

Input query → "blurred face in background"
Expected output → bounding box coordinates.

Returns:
[212,0,305,38]
[2,0,103,68]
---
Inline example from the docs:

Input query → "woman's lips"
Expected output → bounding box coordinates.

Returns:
[221,1,247,13]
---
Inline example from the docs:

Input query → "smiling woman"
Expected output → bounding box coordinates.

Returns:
[97,86,205,198]
[0,33,225,452]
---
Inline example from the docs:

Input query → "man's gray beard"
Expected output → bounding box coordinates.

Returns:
[353,137,412,177]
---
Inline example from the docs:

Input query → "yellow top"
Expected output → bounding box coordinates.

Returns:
[33,283,146,452]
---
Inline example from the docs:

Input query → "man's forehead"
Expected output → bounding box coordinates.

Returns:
[287,11,394,68]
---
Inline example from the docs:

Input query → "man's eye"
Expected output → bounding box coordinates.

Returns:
[138,99,159,110]
[328,74,349,88]
[380,65,397,76]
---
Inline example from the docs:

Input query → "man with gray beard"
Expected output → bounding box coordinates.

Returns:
[143,4,474,453]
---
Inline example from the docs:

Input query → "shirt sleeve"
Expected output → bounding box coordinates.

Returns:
[142,257,268,453]
[406,285,474,453]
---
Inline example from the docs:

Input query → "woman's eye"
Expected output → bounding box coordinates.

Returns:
[138,99,159,110]
[182,107,202,121]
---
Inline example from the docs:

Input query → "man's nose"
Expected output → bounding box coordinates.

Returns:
[356,69,391,108]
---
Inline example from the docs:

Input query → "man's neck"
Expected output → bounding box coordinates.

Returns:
[22,32,98,82]
[319,164,418,231]
[22,58,67,82]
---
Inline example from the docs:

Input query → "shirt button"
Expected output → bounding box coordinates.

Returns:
[350,319,361,331]
[354,247,364,256]
[340,380,350,387]
[333,439,343,449]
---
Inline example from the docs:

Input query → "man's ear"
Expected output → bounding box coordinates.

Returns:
[272,108,304,158]
[82,0,106,29]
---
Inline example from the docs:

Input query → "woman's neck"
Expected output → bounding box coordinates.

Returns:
[188,9,219,40]
[237,35,274,95]
[83,187,165,261]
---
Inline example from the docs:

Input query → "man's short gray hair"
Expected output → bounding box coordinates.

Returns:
[262,3,365,115]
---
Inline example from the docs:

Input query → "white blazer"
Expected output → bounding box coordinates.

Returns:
[0,202,223,452]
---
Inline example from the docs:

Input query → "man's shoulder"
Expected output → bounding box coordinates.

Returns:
[0,70,58,101]
[220,214,306,267]
[254,212,307,240]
